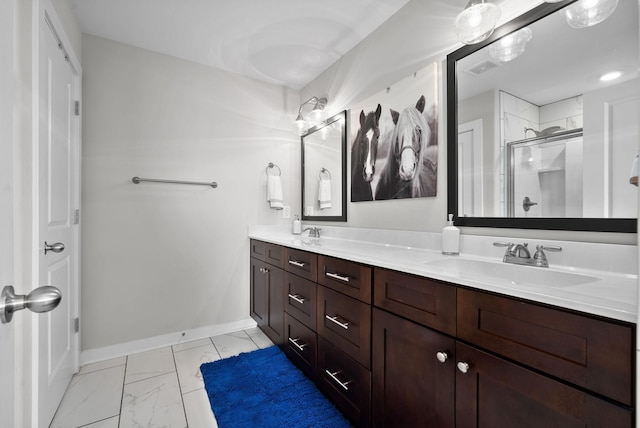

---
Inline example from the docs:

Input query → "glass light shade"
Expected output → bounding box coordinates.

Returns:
[294,113,309,136]
[308,104,326,124]
[488,27,533,62]
[455,0,502,45]
[565,0,619,28]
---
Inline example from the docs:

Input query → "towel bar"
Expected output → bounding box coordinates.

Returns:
[132,177,218,188]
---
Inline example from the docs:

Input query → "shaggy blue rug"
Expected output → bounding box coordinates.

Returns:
[200,346,351,428]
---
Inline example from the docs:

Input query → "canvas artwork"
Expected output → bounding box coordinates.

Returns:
[350,63,438,202]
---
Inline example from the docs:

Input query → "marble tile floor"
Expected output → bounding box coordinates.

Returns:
[50,327,274,428]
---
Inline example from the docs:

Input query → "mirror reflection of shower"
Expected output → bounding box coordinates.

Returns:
[508,130,582,217]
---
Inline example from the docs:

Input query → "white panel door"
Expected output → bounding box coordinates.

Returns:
[34,11,80,427]
[0,0,16,425]
[458,120,484,217]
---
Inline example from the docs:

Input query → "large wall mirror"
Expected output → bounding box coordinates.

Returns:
[301,110,347,222]
[447,0,638,232]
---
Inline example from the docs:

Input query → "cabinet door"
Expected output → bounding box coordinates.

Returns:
[250,258,267,329]
[455,342,633,428]
[372,308,455,428]
[263,264,284,346]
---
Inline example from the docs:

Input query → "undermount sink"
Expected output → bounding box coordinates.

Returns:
[424,258,599,287]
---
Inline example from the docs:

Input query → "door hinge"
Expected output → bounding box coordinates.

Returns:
[73,209,80,225]
[74,100,80,116]
[73,317,80,333]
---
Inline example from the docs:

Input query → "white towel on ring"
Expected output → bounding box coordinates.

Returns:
[267,175,283,209]
[318,177,332,210]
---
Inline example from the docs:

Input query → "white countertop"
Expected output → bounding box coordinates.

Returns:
[249,225,638,324]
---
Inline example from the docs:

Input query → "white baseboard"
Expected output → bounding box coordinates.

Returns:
[80,318,258,366]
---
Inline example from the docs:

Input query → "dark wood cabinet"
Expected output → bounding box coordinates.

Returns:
[372,308,455,428]
[455,342,633,427]
[249,240,284,346]
[250,240,635,427]
[458,287,634,406]
[284,313,317,379]
[317,337,371,428]
[319,255,372,303]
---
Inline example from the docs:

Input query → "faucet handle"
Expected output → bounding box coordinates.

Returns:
[533,245,562,267]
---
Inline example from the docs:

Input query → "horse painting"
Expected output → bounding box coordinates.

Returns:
[351,104,381,202]
[374,95,438,200]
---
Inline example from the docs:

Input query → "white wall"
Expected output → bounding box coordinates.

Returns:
[81,35,300,350]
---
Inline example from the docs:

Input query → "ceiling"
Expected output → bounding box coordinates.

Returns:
[68,0,411,90]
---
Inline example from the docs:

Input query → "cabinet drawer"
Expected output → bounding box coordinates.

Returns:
[318,255,372,303]
[284,313,317,379]
[317,286,371,369]
[284,273,317,331]
[264,243,285,268]
[249,239,266,260]
[457,288,634,405]
[374,268,457,336]
[317,337,371,428]
[285,248,317,282]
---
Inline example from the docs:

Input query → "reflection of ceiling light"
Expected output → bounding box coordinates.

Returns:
[488,28,533,62]
[565,0,619,28]
[600,71,622,81]
[455,0,502,45]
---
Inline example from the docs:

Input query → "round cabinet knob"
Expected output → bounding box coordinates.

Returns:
[436,351,449,363]
[457,361,470,374]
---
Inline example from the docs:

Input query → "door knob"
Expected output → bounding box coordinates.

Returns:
[44,241,65,254]
[0,285,62,324]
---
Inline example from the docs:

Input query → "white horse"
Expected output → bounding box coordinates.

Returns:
[375,95,436,199]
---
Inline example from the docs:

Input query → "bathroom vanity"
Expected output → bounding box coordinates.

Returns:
[248,228,636,427]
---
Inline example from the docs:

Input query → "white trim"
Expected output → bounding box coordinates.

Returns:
[80,318,258,365]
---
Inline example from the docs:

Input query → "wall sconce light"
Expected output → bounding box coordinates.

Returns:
[455,0,502,45]
[564,0,619,28]
[488,27,533,62]
[294,96,327,135]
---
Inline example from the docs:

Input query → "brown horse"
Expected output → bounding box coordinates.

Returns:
[351,104,381,202]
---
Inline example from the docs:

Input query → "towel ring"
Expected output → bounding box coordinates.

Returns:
[266,162,281,177]
[319,168,331,180]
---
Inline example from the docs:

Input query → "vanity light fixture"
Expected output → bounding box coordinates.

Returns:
[599,70,621,81]
[455,0,502,45]
[564,0,619,28]
[294,96,327,135]
[488,27,533,62]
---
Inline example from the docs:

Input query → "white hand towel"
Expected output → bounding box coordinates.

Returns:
[318,177,332,210]
[267,175,283,209]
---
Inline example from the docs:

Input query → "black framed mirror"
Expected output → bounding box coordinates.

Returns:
[447,0,638,232]
[301,110,347,222]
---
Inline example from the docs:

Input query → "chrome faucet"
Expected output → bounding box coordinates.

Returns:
[304,227,321,238]
[494,242,562,268]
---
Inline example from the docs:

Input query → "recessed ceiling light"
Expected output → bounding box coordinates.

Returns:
[600,71,622,82]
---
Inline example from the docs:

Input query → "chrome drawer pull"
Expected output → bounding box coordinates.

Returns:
[288,260,306,268]
[287,293,306,305]
[288,337,307,352]
[436,351,449,363]
[325,315,350,330]
[326,272,350,282]
[325,370,351,391]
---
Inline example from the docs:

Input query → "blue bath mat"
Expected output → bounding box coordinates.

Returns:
[200,346,350,428]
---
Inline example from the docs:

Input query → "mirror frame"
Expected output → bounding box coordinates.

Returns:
[301,110,348,222]
[446,0,637,233]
